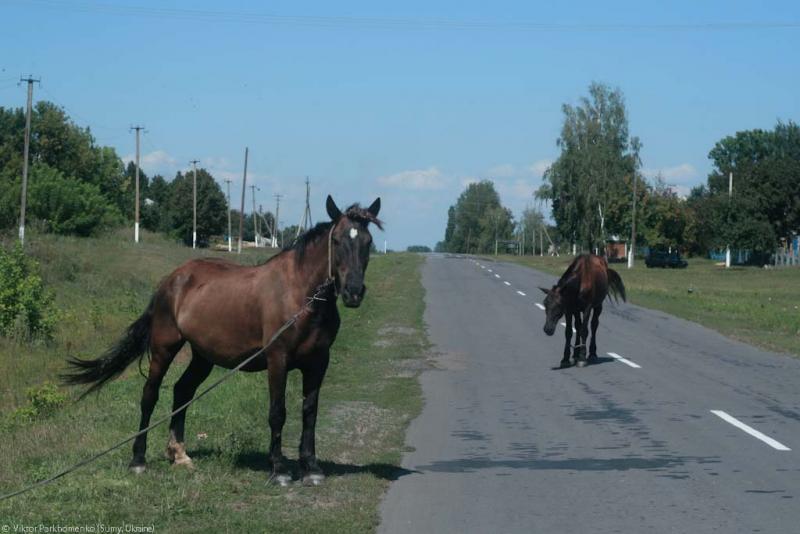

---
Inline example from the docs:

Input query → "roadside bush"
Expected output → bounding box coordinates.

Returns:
[0,242,56,340]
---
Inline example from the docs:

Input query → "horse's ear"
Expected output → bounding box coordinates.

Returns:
[326,195,342,220]
[539,287,550,295]
[367,197,381,218]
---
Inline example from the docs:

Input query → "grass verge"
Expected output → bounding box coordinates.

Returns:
[0,230,426,533]
[494,254,800,357]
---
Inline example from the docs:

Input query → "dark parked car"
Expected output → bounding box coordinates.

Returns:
[645,250,688,268]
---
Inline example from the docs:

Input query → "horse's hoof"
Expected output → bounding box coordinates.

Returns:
[302,473,325,486]
[172,457,195,469]
[575,360,587,368]
[269,473,292,487]
[129,463,146,474]
[559,361,571,369]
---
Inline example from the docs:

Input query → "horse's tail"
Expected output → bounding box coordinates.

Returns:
[62,295,155,399]
[606,268,627,303]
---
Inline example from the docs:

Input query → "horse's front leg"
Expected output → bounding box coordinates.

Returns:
[299,355,330,486]
[588,305,602,362]
[560,313,573,368]
[267,355,291,486]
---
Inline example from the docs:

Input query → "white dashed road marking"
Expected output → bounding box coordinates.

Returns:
[495,274,501,279]
[535,303,545,310]
[710,410,791,451]
[504,281,511,286]
[607,352,642,369]
[517,291,526,296]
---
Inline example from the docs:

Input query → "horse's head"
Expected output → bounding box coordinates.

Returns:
[326,195,382,308]
[539,285,563,336]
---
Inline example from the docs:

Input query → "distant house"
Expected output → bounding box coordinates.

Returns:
[605,236,627,262]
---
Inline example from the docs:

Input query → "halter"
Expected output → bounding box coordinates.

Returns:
[328,224,335,282]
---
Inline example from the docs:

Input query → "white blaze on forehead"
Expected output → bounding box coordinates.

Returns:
[349,228,359,239]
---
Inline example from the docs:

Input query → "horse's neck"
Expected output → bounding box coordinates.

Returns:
[292,237,333,296]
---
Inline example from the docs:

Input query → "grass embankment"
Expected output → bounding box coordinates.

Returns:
[0,229,426,533]
[495,254,800,357]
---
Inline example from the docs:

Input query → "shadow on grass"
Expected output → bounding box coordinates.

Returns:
[191,448,419,481]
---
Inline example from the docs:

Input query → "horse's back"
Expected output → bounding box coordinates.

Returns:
[156,257,281,359]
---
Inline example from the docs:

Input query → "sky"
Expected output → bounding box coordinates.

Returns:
[0,0,798,249]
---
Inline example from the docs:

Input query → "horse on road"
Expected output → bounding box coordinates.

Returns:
[540,254,625,368]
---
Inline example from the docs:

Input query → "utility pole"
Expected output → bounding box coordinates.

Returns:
[725,171,733,268]
[224,179,232,252]
[250,185,260,246]
[18,75,39,245]
[130,125,145,243]
[296,176,313,238]
[189,160,200,249]
[237,147,248,254]
[273,194,282,248]
[628,174,638,269]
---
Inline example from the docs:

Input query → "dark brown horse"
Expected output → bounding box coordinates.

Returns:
[64,195,381,486]
[540,254,625,368]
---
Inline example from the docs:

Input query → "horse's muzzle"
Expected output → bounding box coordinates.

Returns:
[342,284,366,308]
[543,323,556,336]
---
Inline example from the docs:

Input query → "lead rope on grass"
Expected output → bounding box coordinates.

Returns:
[0,277,336,502]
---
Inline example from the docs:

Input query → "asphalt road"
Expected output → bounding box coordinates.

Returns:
[379,254,800,534]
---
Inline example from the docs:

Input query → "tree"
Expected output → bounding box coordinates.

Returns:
[0,101,128,235]
[26,163,122,236]
[407,245,432,253]
[541,82,642,251]
[443,180,514,253]
[517,207,546,254]
[700,121,800,252]
[165,169,227,245]
[640,175,690,251]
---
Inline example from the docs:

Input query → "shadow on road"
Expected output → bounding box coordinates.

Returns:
[415,454,720,474]
[550,356,615,371]
[191,448,419,481]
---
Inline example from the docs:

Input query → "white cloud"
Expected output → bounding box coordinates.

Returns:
[642,163,698,184]
[377,167,446,190]
[460,176,479,188]
[487,164,516,178]
[528,159,552,177]
[122,150,178,175]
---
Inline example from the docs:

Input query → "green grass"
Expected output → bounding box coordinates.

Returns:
[0,229,426,533]
[493,254,800,357]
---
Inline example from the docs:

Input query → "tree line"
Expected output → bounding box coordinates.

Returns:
[439,82,799,258]
[0,101,274,244]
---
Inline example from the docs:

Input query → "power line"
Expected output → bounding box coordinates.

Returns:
[10,1,800,33]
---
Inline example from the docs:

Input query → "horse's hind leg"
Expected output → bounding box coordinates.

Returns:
[560,313,573,368]
[574,309,590,368]
[572,312,585,367]
[167,352,213,468]
[129,341,181,473]
[588,305,602,362]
